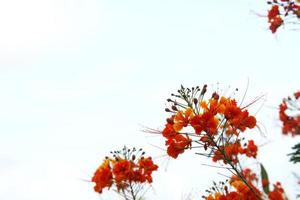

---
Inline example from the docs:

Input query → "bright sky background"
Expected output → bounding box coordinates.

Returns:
[0,0,300,200]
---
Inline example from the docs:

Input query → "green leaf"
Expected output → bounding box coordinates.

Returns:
[288,143,300,164]
[260,163,270,194]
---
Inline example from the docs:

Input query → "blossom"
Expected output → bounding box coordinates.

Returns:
[268,5,280,20]
[92,159,113,193]
[242,140,258,158]
[268,182,287,200]
[207,169,262,200]
[230,180,261,200]
[266,0,300,33]
[138,157,158,183]
[269,16,283,33]
[190,112,219,135]
[279,92,300,136]
[222,99,256,132]
[91,147,158,197]
[212,142,242,164]
[162,85,258,162]
[294,91,300,99]
[173,107,194,132]
[162,123,177,139]
[112,159,133,188]
[166,134,192,158]
[267,5,284,33]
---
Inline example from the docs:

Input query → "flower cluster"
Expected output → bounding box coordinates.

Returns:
[279,91,300,136]
[89,84,298,199]
[212,139,258,164]
[161,85,258,164]
[267,0,300,33]
[92,147,158,198]
[205,168,287,200]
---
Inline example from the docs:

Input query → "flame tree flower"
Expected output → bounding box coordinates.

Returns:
[159,85,263,199]
[279,91,300,136]
[91,147,158,200]
[204,167,287,200]
[266,0,300,33]
[279,91,300,198]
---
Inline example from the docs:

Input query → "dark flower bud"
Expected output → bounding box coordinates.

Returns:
[201,84,207,95]
[171,105,178,111]
[193,98,198,104]
[166,118,174,124]
[212,92,219,100]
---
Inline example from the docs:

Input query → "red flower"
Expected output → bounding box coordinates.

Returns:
[268,182,286,200]
[243,140,258,158]
[268,5,280,20]
[166,134,192,158]
[294,91,300,99]
[138,157,158,183]
[269,16,283,33]
[92,159,113,193]
[268,5,283,33]
[173,108,194,132]
[190,112,219,135]
[279,94,300,136]
[113,159,133,188]
[162,123,177,139]
[92,147,158,197]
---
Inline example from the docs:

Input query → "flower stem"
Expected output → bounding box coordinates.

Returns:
[207,135,262,200]
[129,182,137,200]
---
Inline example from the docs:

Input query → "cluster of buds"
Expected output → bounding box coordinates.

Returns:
[267,0,300,33]
[91,147,158,199]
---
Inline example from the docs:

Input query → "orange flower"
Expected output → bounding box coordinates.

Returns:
[268,182,287,200]
[173,107,194,132]
[212,149,227,163]
[223,100,256,132]
[269,16,283,33]
[230,180,261,200]
[92,159,113,193]
[138,157,158,183]
[162,123,177,139]
[112,159,133,187]
[294,91,300,99]
[268,5,280,20]
[223,99,240,120]
[166,134,192,158]
[279,94,300,136]
[229,169,262,200]
[161,85,259,162]
[200,98,223,114]
[242,140,258,158]
[268,5,283,33]
[212,142,242,164]
[206,191,240,200]
[92,147,158,197]
[190,112,219,135]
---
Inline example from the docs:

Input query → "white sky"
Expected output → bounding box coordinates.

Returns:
[0,0,300,199]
